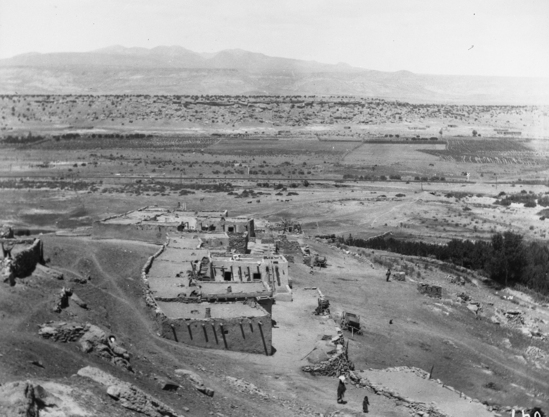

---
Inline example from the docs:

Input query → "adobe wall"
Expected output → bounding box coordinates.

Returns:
[11,239,43,278]
[210,257,290,299]
[160,313,272,355]
[92,222,180,244]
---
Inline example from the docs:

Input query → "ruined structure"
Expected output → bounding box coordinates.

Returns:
[210,254,292,301]
[1,237,43,285]
[159,301,272,355]
[95,206,296,355]
[417,283,443,298]
[92,206,254,245]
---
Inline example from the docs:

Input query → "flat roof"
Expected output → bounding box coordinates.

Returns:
[142,207,170,212]
[195,233,229,239]
[157,301,267,319]
[167,237,201,249]
[160,248,209,263]
[149,277,196,299]
[200,281,270,296]
[211,254,287,263]
[148,279,270,300]
[148,260,193,279]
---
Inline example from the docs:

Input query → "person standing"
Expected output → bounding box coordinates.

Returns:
[337,375,346,403]
[362,395,370,413]
[386,268,391,282]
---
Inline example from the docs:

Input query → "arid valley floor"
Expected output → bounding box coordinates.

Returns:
[1,95,549,417]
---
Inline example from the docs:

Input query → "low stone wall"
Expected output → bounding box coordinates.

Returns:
[11,239,43,278]
[160,311,272,355]
[141,244,167,318]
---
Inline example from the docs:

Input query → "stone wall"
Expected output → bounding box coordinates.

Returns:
[160,311,272,355]
[141,244,167,318]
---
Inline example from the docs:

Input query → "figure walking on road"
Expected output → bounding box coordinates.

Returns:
[386,267,391,282]
[337,375,346,404]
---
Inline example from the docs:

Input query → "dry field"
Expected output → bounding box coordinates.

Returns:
[342,142,446,165]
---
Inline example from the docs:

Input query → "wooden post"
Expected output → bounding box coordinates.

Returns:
[170,324,178,342]
[202,324,208,343]
[186,323,193,340]
[220,324,228,349]
[211,323,219,345]
[239,321,245,339]
[429,364,435,379]
[258,321,269,356]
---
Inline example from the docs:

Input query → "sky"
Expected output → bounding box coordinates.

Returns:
[1,0,548,78]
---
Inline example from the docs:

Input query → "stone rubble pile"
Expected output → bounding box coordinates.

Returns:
[301,336,355,377]
[39,321,132,371]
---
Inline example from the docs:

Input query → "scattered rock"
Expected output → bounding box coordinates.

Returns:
[175,369,204,387]
[197,387,215,397]
[174,369,214,397]
[157,378,179,392]
[30,360,44,368]
[79,366,183,417]
[225,376,268,398]
[71,274,91,284]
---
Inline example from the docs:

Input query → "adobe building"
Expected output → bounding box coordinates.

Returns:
[92,206,254,245]
[158,300,272,355]
[143,232,276,355]
[210,254,292,301]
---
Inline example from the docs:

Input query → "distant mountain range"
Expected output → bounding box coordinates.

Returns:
[1,45,548,104]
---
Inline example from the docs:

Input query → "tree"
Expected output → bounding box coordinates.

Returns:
[489,232,526,287]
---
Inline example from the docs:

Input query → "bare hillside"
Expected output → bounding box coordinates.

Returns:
[1,46,548,104]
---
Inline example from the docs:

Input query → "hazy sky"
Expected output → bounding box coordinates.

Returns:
[1,0,548,77]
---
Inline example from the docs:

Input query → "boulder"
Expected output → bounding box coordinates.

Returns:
[0,381,39,417]
[52,287,72,313]
[0,225,14,239]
